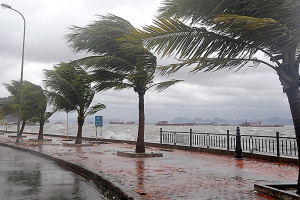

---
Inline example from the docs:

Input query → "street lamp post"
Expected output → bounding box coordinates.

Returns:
[1,3,26,143]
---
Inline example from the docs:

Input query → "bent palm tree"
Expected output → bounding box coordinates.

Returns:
[44,62,106,144]
[21,82,51,140]
[138,0,300,193]
[3,80,45,137]
[67,14,181,153]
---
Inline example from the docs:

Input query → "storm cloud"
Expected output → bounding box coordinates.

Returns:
[0,0,292,122]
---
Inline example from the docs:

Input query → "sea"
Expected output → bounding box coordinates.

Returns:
[0,123,296,142]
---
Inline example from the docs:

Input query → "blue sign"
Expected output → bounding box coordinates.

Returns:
[95,116,103,127]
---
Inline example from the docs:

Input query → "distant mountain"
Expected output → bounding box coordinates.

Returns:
[170,117,230,124]
[171,117,193,123]
[0,96,13,103]
[54,116,137,124]
[169,116,293,125]
[263,117,293,125]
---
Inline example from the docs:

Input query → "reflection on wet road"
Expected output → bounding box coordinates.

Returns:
[0,146,107,200]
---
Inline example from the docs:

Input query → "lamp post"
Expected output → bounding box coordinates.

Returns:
[1,3,26,143]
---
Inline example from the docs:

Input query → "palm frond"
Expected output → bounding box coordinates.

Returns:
[158,0,300,28]
[158,56,274,76]
[66,14,137,55]
[213,14,295,52]
[138,18,256,61]
[45,111,54,120]
[150,79,183,92]
[85,103,106,117]
[72,56,136,74]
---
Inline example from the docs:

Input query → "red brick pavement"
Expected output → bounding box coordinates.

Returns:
[0,133,298,200]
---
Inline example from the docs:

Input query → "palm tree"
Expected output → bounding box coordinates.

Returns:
[44,62,106,144]
[23,84,53,140]
[137,0,300,193]
[3,80,44,137]
[66,14,181,153]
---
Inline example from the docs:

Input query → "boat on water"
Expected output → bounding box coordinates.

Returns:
[194,122,214,126]
[109,121,135,125]
[194,122,230,126]
[156,121,194,126]
[240,120,284,127]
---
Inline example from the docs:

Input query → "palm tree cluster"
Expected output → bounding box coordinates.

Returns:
[0,14,179,151]
[0,80,50,139]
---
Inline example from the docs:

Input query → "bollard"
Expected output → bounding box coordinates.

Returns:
[190,129,193,147]
[234,127,244,159]
[276,131,280,157]
[227,130,230,151]
[174,132,176,145]
[160,128,162,144]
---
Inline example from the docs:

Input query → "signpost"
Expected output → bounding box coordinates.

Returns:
[95,116,103,142]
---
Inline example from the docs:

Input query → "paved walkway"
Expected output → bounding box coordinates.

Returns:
[0,132,298,200]
[0,144,106,200]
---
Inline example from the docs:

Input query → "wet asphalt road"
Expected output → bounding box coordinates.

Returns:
[0,146,107,200]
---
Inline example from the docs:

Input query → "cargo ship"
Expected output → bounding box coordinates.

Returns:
[240,120,284,127]
[109,121,135,124]
[156,121,194,126]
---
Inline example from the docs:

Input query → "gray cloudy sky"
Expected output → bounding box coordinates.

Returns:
[0,0,292,122]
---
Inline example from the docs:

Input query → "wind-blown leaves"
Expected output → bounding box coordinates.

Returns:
[44,62,105,116]
[149,0,300,194]
[2,80,49,137]
[3,81,46,121]
[66,14,181,152]
[138,0,300,75]
[44,62,106,144]
[138,18,256,71]
[152,80,183,92]
[67,14,138,55]
[158,0,300,28]
[86,103,106,117]
[67,15,179,95]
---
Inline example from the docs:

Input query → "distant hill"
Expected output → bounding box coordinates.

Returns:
[170,116,293,125]
[0,96,13,103]
[171,117,193,123]
[0,96,17,123]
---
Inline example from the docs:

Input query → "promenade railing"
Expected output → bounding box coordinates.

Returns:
[159,127,298,158]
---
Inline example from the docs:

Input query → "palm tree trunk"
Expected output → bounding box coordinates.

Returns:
[285,88,300,194]
[19,120,26,137]
[75,114,84,144]
[277,62,300,193]
[136,93,145,153]
[38,120,44,140]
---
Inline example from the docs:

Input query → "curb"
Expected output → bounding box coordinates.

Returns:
[254,183,300,200]
[0,142,142,200]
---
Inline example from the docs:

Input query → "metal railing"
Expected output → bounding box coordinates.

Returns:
[160,127,298,158]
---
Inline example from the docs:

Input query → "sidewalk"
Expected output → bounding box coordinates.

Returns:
[0,132,298,200]
[0,144,106,200]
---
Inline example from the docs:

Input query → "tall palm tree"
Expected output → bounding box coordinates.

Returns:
[137,0,300,193]
[67,14,181,153]
[44,62,106,144]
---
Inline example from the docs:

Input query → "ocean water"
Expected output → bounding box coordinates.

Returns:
[1,123,296,143]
